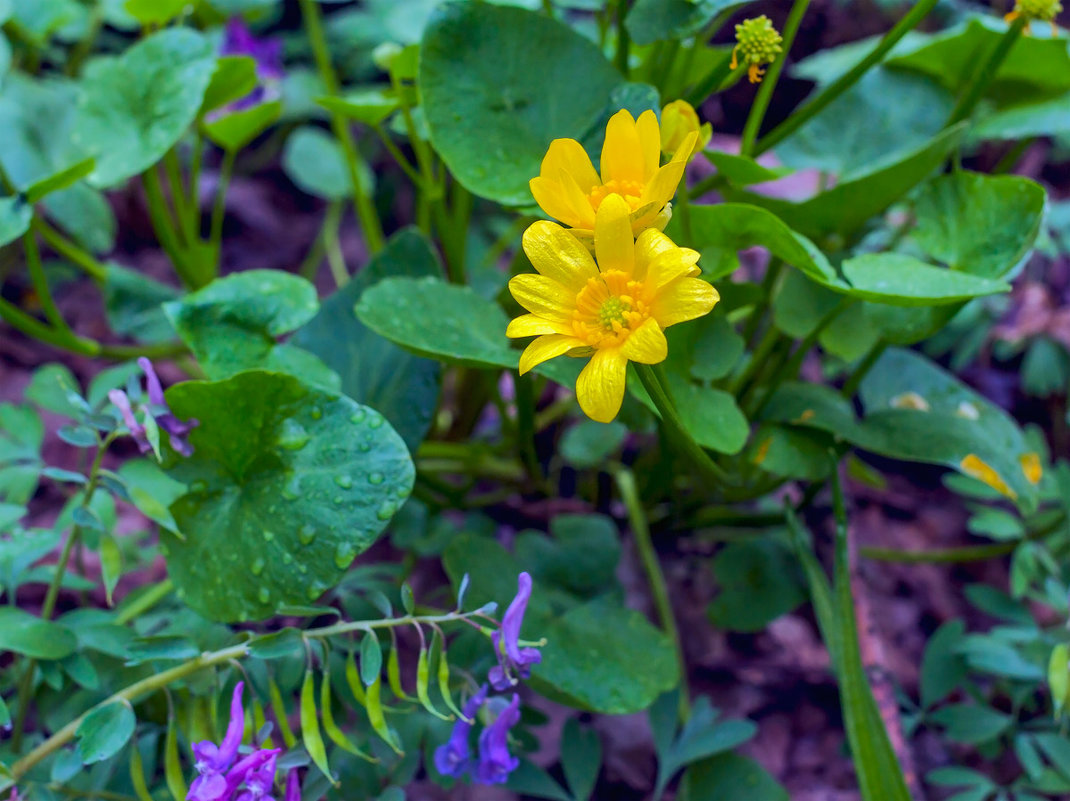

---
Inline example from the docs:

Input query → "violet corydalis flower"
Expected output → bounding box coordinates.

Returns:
[475,694,521,785]
[434,684,489,778]
[284,770,301,801]
[220,19,284,110]
[138,358,198,456]
[189,682,246,801]
[488,572,541,691]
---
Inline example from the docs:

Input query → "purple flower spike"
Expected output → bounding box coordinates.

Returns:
[283,769,301,801]
[137,358,199,456]
[222,749,281,801]
[189,683,246,801]
[434,684,489,779]
[219,18,284,111]
[488,572,542,691]
[235,753,276,801]
[474,695,521,785]
[107,389,150,454]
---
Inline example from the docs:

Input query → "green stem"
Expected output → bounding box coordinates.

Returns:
[373,124,424,188]
[98,341,189,361]
[992,136,1034,174]
[12,609,482,780]
[324,200,349,288]
[614,0,631,77]
[947,17,1026,126]
[514,371,542,484]
[32,218,107,282]
[209,149,235,262]
[860,542,1017,564]
[116,578,175,625]
[754,0,939,156]
[23,229,69,332]
[163,148,193,246]
[634,364,735,487]
[142,167,196,288]
[0,295,100,355]
[728,320,781,398]
[739,0,812,156]
[613,467,689,720]
[841,340,888,398]
[298,0,385,253]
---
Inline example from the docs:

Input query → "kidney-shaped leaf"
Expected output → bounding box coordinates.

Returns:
[420,2,621,206]
[839,253,1010,306]
[75,28,217,187]
[161,371,415,622]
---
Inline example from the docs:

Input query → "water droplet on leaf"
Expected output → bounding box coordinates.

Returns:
[250,557,265,576]
[335,474,353,489]
[277,418,311,451]
[298,524,316,545]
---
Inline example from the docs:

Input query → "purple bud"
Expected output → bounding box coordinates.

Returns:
[108,389,151,454]
[284,769,301,801]
[136,359,199,456]
[474,695,521,785]
[488,572,541,691]
[434,685,488,779]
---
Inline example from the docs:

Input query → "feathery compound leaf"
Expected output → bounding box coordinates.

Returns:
[300,670,335,784]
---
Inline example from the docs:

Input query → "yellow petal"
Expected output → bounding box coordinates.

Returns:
[540,137,600,193]
[530,176,588,229]
[507,313,572,338]
[600,109,643,184]
[621,318,668,364]
[636,109,661,181]
[646,247,701,289]
[640,156,689,210]
[633,228,676,281]
[555,167,598,230]
[522,221,598,292]
[508,274,576,322]
[651,277,719,328]
[519,334,584,375]
[594,194,635,275]
[576,348,628,423]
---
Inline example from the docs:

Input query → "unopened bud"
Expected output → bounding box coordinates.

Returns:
[660,99,712,159]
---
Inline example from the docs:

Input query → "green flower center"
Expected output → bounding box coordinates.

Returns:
[598,297,630,330]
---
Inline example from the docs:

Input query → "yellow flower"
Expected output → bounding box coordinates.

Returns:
[506,195,719,423]
[660,100,712,160]
[529,109,697,239]
[1005,0,1062,33]
[731,15,783,84]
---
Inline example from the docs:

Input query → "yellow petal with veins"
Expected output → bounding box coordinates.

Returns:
[576,347,628,423]
[593,194,635,276]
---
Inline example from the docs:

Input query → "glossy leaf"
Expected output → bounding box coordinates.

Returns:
[76,701,136,764]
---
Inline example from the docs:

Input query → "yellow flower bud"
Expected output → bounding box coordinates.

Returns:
[660,100,712,159]
[731,15,783,84]
[1005,0,1062,33]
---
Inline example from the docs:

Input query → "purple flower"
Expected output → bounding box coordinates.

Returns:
[475,694,521,785]
[234,753,276,801]
[221,750,280,801]
[220,19,283,110]
[283,770,301,801]
[107,389,150,454]
[138,358,198,456]
[433,685,489,778]
[189,683,246,801]
[488,572,541,691]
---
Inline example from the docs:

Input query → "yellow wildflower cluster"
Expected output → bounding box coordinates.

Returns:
[1005,0,1062,33]
[508,109,719,422]
[731,15,783,84]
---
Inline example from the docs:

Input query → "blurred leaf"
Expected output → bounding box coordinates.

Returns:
[920,620,968,708]
[560,421,627,469]
[708,538,807,633]
[76,701,136,764]
[282,126,373,201]
[0,607,77,659]
[930,704,1013,745]
[104,264,180,344]
[561,720,602,801]
[318,87,400,125]
[840,253,1010,307]
[625,0,751,45]
[703,151,793,187]
[680,753,789,801]
[204,101,282,153]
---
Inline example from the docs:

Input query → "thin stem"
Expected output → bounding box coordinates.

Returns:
[324,200,349,288]
[209,149,236,263]
[514,371,542,484]
[992,136,1034,174]
[634,363,735,487]
[0,295,100,356]
[946,17,1026,126]
[98,341,189,361]
[754,0,939,155]
[163,148,193,246]
[740,0,812,156]
[860,542,1017,564]
[613,467,689,720]
[373,124,424,187]
[142,167,196,288]
[115,578,175,625]
[298,0,385,253]
[614,0,630,77]
[32,218,107,282]
[23,229,69,332]
[841,340,888,398]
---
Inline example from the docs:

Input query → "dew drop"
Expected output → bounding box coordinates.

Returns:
[191,480,208,494]
[306,584,322,601]
[281,552,293,565]
[332,495,344,505]
[258,587,270,604]
[368,472,384,485]
[376,501,396,521]
[309,406,323,421]
[263,530,276,542]
[358,442,371,453]
[298,524,316,545]
[297,564,308,574]
[277,418,311,451]
[334,474,353,489]
[350,408,366,424]
[250,557,265,576]
[333,543,355,569]
[368,415,383,429]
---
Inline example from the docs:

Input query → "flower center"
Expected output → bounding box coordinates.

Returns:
[572,271,651,349]
[587,179,646,212]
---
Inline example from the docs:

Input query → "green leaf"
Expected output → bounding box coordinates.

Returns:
[973,94,1070,141]
[10,0,79,43]
[0,403,44,504]
[0,607,77,659]
[292,228,443,452]
[204,101,282,153]
[775,68,951,181]
[839,253,1011,307]
[74,28,217,187]
[514,514,621,603]
[164,270,339,391]
[104,263,180,344]
[560,720,602,801]
[911,172,1046,279]
[356,276,517,369]
[560,421,628,469]
[930,704,1013,745]
[317,87,400,125]
[200,56,259,114]
[282,126,371,201]
[625,0,751,45]
[920,620,967,708]
[680,753,789,801]
[0,195,32,247]
[420,2,621,206]
[25,157,95,203]
[100,533,121,606]
[359,633,383,686]
[730,125,964,241]
[124,636,200,665]
[161,371,415,622]
[123,0,188,25]
[655,697,757,799]
[76,701,136,763]
[888,17,1070,106]
[444,535,677,714]
[703,151,793,187]
[300,671,334,782]
[707,539,807,633]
